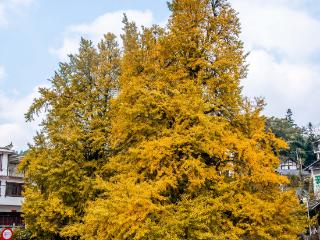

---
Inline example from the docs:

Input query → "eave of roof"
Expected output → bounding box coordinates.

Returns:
[304,160,320,171]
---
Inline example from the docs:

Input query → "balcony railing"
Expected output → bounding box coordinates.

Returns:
[8,169,23,178]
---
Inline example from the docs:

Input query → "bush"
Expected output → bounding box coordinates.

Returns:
[13,228,32,240]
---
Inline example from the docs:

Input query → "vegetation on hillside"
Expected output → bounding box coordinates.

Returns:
[267,109,319,167]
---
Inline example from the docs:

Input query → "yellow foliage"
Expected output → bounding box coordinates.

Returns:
[21,34,121,239]
[22,0,308,239]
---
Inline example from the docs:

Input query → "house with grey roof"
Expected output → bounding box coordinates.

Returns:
[0,144,24,227]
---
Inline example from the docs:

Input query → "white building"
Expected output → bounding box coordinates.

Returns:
[277,157,303,176]
[304,140,320,200]
[315,139,320,161]
[0,145,24,226]
[305,161,320,194]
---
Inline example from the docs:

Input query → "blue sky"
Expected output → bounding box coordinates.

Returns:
[0,0,320,150]
[0,0,169,95]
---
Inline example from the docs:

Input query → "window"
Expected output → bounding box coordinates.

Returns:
[5,182,23,197]
[280,160,298,170]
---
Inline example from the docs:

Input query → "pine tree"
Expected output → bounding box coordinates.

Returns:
[266,113,318,166]
[286,108,294,125]
[80,1,308,239]
[20,34,120,239]
[305,122,318,166]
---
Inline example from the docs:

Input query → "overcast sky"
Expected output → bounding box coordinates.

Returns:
[0,0,319,150]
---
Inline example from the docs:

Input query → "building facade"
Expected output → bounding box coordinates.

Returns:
[315,139,320,161]
[0,145,24,227]
[304,140,320,200]
[305,160,320,200]
[277,157,301,176]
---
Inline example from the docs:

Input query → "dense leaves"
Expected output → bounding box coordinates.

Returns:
[22,0,308,239]
[20,34,120,239]
[266,109,318,166]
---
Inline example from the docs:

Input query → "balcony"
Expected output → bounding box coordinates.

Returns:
[0,196,23,206]
[7,169,23,178]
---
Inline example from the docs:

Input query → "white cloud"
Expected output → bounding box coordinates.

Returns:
[0,65,39,151]
[50,1,320,126]
[49,38,79,62]
[50,10,154,61]
[0,86,42,151]
[0,0,35,27]
[229,0,320,125]
[243,50,320,123]
[232,0,320,60]
[9,0,35,6]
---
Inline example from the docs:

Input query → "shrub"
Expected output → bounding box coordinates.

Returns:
[13,228,32,240]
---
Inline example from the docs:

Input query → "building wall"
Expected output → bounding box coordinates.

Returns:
[0,153,9,176]
[0,205,21,212]
[0,197,23,211]
[0,150,23,212]
[311,169,320,199]
[0,149,24,227]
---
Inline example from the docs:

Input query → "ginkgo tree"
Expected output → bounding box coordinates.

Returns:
[20,34,120,239]
[21,0,309,239]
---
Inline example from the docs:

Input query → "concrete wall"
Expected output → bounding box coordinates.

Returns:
[0,153,8,176]
[0,205,21,212]
[0,152,24,212]
[0,197,23,209]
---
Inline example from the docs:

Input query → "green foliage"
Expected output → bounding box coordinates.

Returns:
[287,175,301,188]
[13,228,33,240]
[266,110,318,166]
[305,122,318,166]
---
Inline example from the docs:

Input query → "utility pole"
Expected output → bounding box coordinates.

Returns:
[296,149,302,177]
[296,148,303,191]
[306,197,312,237]
[297,149,312,236]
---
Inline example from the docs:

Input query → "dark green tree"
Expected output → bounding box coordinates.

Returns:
[304,122,318,166]
[286,108,294,125]
[267,111,318,166]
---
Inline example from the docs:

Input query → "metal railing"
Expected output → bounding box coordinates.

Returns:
[8,169,23,178]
